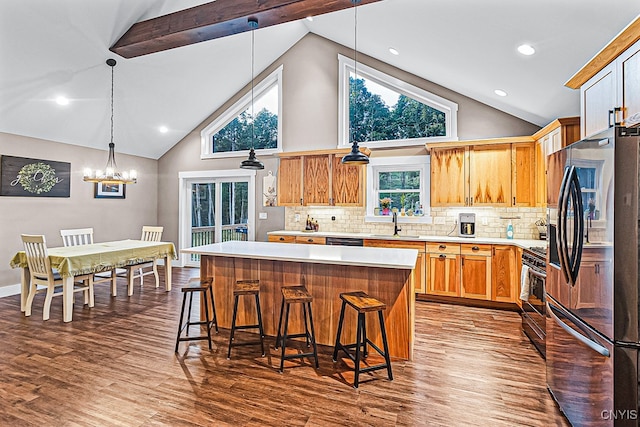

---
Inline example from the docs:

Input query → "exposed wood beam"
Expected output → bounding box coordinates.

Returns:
[111,0,384,58]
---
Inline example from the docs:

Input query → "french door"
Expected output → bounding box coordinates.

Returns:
[179,170,256,267]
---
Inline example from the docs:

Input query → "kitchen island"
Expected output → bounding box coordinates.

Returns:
[181,241,419,360]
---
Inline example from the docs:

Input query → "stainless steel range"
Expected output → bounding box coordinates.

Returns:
[521,246,546,358]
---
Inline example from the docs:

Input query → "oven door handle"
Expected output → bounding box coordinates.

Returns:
[528,268,546,279]
[547,301,610,357]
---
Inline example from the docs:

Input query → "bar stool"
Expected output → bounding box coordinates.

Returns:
[275,286,319,372]
[227,279,265,359]
[332,291,393,388]
[175,277,218,352]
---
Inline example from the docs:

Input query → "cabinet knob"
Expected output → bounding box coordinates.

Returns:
[439,254,446,259]
[439,244,446,250]
[307,239,313,242]
[472,246,479,251]
[279,237,285,241]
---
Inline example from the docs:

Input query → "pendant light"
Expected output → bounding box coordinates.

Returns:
[83,59,137,184]
[240,18,265,170]
[341,0,369,165]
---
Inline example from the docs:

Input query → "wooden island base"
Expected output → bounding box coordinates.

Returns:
[200,255,415,360]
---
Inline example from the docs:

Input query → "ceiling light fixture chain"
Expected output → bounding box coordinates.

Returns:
[83,59,137,184]
[341,0,369,165]
[240,17,265,170]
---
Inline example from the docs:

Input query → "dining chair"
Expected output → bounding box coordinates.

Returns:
[120,226,164,296]
[22,234,94,321]
[60,227,117,296]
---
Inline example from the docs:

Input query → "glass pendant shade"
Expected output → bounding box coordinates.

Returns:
[83,58,137,185]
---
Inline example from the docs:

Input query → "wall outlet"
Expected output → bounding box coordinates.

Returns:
[259,212,268,220]
[434,217,445,224]
[481,217,488,226]
[294,214,300,222]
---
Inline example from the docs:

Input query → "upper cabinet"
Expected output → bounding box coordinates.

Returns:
[277,149,367,206]
[565,17,640,137]
[429,137,534,207]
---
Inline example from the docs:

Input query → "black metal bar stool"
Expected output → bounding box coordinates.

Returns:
[227,279,265,358]
[274,285,319,372]
[332,291,393,388]
[175,277,218,352]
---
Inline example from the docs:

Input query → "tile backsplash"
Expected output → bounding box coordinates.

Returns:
[285,206,549,240]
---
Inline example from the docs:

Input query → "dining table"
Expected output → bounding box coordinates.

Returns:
[10,239,177,322]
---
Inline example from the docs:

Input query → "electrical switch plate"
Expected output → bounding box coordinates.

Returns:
[259,212,268,220]
[434,217,445,224]
[294,214,300,222]
[482,217,488,225]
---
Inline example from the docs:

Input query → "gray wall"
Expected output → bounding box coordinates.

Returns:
[158,34,540,248]
[0,132,158,289]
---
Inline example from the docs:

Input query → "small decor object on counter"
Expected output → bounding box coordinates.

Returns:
[305,215,312,231]
[380,197,392,215]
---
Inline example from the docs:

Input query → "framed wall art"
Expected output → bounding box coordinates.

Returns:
[0,155,71,197]
[94,182,126,199]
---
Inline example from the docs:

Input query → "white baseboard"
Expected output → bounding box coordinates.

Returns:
[0,284,21,298]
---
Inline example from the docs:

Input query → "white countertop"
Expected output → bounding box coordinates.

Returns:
[267,230,546,250]
[181,240,419,269]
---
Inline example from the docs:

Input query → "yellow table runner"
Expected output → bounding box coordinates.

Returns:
[10,239,177,278]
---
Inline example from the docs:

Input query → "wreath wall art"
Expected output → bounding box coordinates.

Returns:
[0,155,71,197]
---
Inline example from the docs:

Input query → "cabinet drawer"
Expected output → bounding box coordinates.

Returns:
[295,236,326,245]
[461,243,492,256]
[426,242,460,255]
[268,235,296,243]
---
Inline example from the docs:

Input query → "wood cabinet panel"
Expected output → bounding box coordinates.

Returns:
[512,142,535,206]
[428,253,460,297]
[461,243,491,257]
[294,235,326,245]
[469,145,511,206]
[620,40,640,126]
[582,64,616,137]
[331,155,363,206]
[426,242,460,255]
[460,254,491,300]
[268,234,296,243]
[430,147,466,206]
[303,155,331,206]
[277,157,302,206]
[365,239,426,293]
[491,245,518,303]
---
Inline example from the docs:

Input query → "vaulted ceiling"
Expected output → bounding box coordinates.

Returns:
[1,0,639,159]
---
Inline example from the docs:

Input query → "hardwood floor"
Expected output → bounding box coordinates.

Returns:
[0,267,568,426]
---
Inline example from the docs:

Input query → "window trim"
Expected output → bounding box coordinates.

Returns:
[200,65,283,159]
[365,156,432,224]
[338,54,458,150]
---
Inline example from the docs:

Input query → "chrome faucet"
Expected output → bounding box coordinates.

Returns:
[393,210,401,236]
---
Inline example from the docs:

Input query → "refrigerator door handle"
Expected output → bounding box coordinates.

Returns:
[557,166,572,284]
[547,301,610,357]
[568,171,584,286]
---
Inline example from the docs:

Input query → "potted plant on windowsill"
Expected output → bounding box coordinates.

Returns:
[400,194,406,216]
[380,197,392,215]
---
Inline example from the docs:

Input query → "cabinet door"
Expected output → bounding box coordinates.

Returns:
[278,157,303,206]
[460,245,491,300]
[581,63,616,138]
[303,155,331,206]
[427,253,460,296]
[331,155,363,206]
[469,145,511,207]
[619,40,640,127]
[415,251,426,294]
[491,245,518,303]
[430,147,466,206]
[295,236,326,245]
[512,142,535,207]
[534,139,546,207]
[268,235,296,243]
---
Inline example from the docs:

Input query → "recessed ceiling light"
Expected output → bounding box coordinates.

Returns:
[494,89,508,97]
[517,44,535,56]
[306,16,313,22]
[389,47,399,56]
[55,96,69,106]
[159,126,168,133]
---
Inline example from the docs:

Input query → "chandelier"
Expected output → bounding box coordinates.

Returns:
[83,59,137,184]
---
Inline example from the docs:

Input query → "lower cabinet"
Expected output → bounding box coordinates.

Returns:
[364,239,426,294]
[491,245,519,303]
[426,243,460,297]
[268,234,295,243]
[460,244,492,300]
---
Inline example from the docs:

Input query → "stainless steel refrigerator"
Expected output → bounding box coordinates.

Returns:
[546,126,640,426]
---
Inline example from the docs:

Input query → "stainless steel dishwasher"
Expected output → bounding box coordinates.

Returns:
[325,237,364,246]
